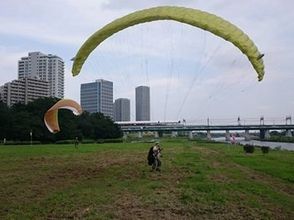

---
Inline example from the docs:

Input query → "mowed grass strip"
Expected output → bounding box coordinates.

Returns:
[0,139,293,219]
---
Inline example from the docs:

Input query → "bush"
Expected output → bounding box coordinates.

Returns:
[55,140,75,144]
[96,138,123,144]
[243,144,254,153]
[3,140,41,145]
[261,146,270,154]
[269,136,294,143]
[81,139,95,144]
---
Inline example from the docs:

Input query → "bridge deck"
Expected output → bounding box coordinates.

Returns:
[121,124,294,132]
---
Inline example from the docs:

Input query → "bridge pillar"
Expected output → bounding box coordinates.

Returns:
[264,130,271,139]
[154,131,159,138]
[225,130,230,141]
[137,132,142,139]
[286,129,293,137]
[245,130,251,141]
[207,130,212,140]
[171,131,178,137]
[189,131,193,140]
[260,129,267,140]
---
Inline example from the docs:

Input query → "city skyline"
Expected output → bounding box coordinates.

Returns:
[0,51,152,121]
[0,1,293,123]
[0,51,64,106]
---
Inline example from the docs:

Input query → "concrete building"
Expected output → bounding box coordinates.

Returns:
[135,86,150,121]
[0,86,4,102]
[18,52,64,98]
[1,78,49,107]
[114,98,130,122]
[80,79,113,118]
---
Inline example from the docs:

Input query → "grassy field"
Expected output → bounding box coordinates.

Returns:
[0,139,293,219]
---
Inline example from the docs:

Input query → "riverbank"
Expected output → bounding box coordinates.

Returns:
[213,137,294,151]
[0,139,293,219]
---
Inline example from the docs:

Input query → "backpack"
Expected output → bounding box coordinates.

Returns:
[147,146,155,165]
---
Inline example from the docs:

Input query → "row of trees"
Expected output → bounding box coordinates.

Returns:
[0,98,122,143]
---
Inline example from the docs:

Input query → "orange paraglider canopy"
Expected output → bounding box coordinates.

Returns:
[44,99,83,133]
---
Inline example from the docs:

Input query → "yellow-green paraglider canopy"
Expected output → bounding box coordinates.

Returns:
[72,6,264,81]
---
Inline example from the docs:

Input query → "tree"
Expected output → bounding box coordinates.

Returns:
[1,98,122,143]
[0,101,10,140]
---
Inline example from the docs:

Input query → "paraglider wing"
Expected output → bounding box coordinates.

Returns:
[44,99,83,133]
[72,6,264,81]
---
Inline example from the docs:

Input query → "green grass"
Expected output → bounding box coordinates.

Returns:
[0,139,293,219]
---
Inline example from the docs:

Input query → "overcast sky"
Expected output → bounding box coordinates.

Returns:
[0,0,293,124]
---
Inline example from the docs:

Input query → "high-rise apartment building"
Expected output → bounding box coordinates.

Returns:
[135,86,150,121]
[114,98,130,122]
[0,86,4,102]
[80,79,113,118]
[18,52,64,98]
[1,78,49,107]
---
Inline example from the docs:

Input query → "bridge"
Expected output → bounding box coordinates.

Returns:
[120,123,294,140]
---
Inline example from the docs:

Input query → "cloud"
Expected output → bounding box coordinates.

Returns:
[1,1,293,122]
[0,47,27,84]
[0,18,83,46]
[102,0,193,10]
[0,0,129,47]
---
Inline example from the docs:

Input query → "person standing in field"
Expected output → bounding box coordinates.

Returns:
[74,137,79,148]
[230,134,236,144]
[147,142,162,171]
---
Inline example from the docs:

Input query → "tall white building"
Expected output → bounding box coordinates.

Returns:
[80,79,113,118]
[18,52,64,98]
[1,78,49,107]
[114,98,130,122]
[136,86,150,121]
[0,86,4,102]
